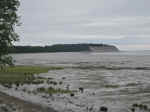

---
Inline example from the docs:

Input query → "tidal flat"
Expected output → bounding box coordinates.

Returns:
[1,51,150,112]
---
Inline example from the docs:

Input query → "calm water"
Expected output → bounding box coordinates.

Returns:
[10,51,150,112]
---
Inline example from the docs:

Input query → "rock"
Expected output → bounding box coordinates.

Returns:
[79,87,84,93]
[99,106,108,112]
[70,93,75,97]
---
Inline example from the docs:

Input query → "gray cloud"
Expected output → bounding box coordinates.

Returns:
[16,0,150,50]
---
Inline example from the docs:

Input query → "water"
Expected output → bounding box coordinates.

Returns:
[7,51,150,111]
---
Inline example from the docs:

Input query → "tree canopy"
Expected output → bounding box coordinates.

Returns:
[8,44,119,53]
[0,0,20,66]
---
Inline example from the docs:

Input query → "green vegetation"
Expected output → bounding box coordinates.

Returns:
[125,83,138,87]
[37,87,76,94]
[131,103,149,112]
[104,84,119,88]
[0,66,64,84]
[0,66,77,95]
[0,0,20,66]
[8,44,117,53]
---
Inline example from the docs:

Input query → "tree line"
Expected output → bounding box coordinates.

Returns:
[8,44,112,53]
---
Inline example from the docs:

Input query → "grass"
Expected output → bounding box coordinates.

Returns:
[104,84,119,88]
[37,87,75,94]
[0,66,79,95]
[131,103,149,111]
[0,66,64,84]
[0,66,64,74]
[125,83,138,87]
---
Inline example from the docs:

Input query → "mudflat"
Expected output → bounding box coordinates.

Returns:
[0,92,57,112]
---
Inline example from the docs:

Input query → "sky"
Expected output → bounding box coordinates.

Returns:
[16,0,150,50]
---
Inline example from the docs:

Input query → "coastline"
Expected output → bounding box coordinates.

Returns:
[0,91,57,112]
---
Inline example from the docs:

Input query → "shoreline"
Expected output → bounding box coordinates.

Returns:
[0,91,57,112]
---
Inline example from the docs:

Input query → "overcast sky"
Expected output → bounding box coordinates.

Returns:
[16,0,150,50]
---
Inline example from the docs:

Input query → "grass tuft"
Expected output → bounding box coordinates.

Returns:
[37,87,75,94]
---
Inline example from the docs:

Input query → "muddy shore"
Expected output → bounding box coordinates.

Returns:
[0,92,57,112]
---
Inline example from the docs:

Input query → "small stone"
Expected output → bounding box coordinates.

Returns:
[79,87,84,93]
[100,106,108,112]
[131,108,135,112]
[70,93,75,97]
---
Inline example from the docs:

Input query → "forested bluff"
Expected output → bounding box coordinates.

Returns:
[8,44,119,53]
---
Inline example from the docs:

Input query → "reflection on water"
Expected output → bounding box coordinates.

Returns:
[9,51,150,112]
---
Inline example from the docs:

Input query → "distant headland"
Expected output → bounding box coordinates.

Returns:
[8,44,119,53]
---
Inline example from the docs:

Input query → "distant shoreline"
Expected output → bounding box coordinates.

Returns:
[9,43,119,53]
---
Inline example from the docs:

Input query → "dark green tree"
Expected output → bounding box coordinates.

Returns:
[0,0,20,67]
